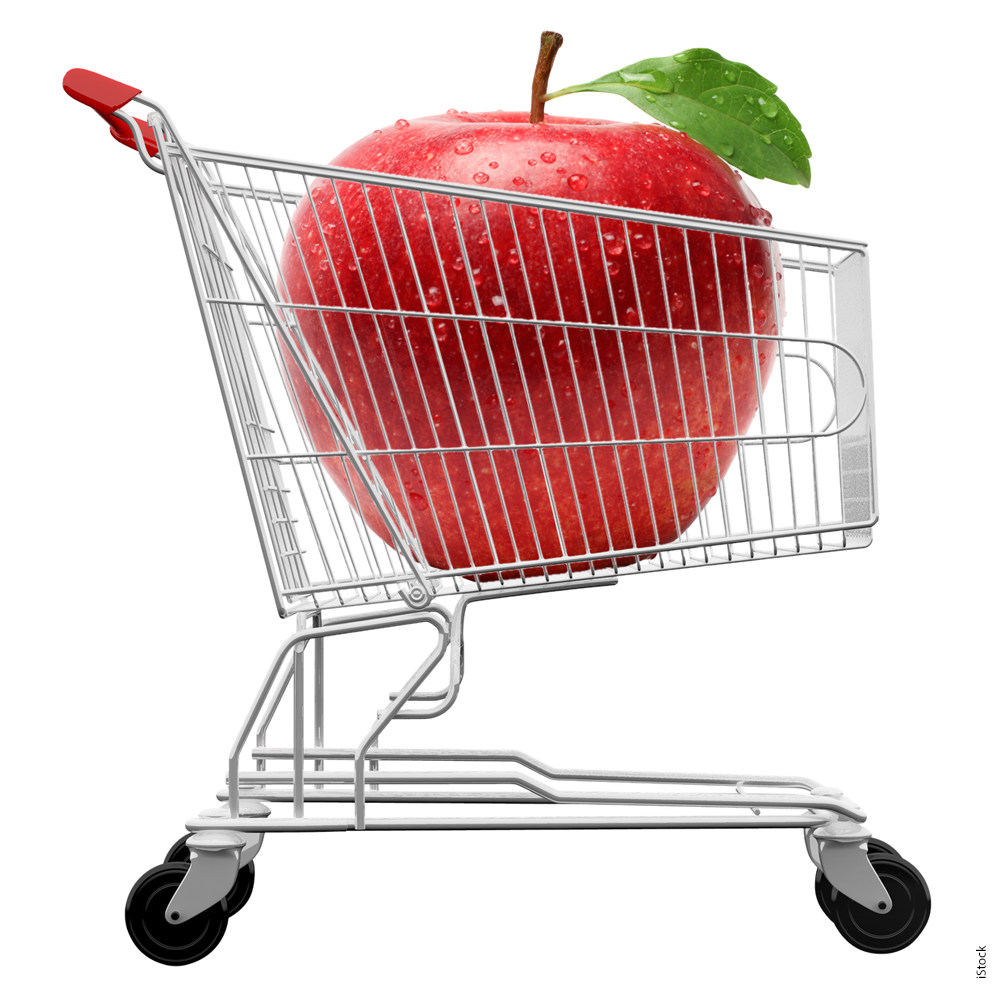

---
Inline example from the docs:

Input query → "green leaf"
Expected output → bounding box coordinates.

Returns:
[544,48,812,187]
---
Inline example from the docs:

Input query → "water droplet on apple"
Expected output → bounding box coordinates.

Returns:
[512,176,525,186]
[447,108,458,114]
[557,211,567,221]
[347,260,357,271]
[697,184,711,197]
[491,295,504,306]
[408,491,428,511]
[734,198,746,213]
[556,167,566,174]
[473,172,489,184]
[435,326,449,344]
[468,203,481,213]
[540,151,557,163]
[508,252,520,265]
[608,261,621,276]
[373,129,382,135]
[395,119,410,128]
[527,159,537,166]
[748,205,760,221]
[762,210,773,227]
[720,143,734,157]
[489,161,499,169]
[755,310,766,328]
[567,174,588,191]
[751,264,764,279]
[454,139,474,155]
[426,286,443,308]
[452,257,465,271]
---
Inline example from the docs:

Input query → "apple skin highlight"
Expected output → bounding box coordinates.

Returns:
[279,112,782,578]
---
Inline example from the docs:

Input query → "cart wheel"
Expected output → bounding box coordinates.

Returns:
[814,871,836,921]
[162,838,255,916]
[831,855,931,954]
[164,835,191,865]
[866,838,900,858]
[125,862,228,966]
[224,860,255,916]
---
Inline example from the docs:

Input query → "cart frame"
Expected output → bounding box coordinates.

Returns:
[63,68,929,962]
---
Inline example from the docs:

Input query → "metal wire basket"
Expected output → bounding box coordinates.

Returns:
[150,114,875,617]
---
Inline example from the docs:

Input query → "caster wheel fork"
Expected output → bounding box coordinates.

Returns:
[165,830,258,916]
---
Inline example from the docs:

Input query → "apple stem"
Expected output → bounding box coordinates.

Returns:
[529,31,563,124]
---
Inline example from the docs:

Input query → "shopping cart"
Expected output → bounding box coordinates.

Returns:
[65,68,931,965]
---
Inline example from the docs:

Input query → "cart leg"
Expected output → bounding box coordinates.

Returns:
[313,614,325,790]
[371,711,380,792]
[293,637,305,819]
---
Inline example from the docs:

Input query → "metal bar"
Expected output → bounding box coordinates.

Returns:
[272,519,871,596]
[174,145,868,252]
[313,613,325,785]
[293,633,305,818]
[226,769,858,819]
[247,747,818,789]
[186,813,839,834]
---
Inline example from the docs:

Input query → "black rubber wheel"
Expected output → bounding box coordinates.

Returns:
[815,870,836,921]
[125,863,228,966]
[831,854,931,954]
[224,861,255,916]
[866,838,900,858]
[164,835,191,865]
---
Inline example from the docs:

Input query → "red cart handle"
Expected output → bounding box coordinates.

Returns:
[63,68,159,157]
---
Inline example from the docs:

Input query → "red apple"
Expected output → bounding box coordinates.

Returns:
[278,110,781,579]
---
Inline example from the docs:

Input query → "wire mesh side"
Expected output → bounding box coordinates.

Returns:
[159,139,875,614]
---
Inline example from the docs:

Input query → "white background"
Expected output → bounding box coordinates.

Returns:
[3,1,995,996]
